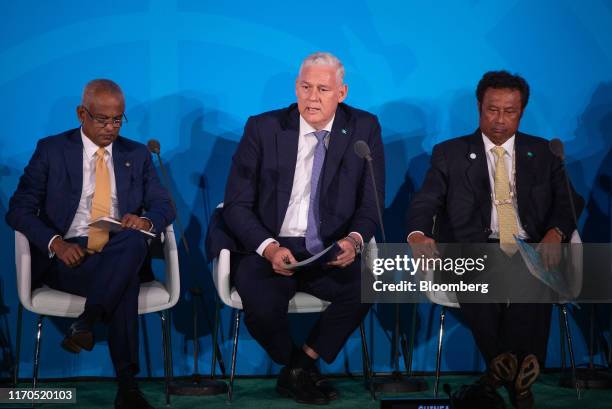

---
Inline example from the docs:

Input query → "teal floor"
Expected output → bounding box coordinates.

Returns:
[3,374,611,408]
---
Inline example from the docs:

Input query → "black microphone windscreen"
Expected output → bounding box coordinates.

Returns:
[147,139,161,154]
[354,140,371,159]
[549,138,564,160]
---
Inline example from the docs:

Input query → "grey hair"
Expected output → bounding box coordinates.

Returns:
[81,79,124,107]
[298,52,345,84]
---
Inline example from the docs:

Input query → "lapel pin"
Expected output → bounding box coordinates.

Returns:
[341,128,347,134]
[469,153,477,159]
[125,161,131,167]
[527,152,534,158]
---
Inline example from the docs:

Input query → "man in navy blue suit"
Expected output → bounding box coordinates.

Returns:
[6,79,175,409]
[221,52,384,404]
[407,71,582,409]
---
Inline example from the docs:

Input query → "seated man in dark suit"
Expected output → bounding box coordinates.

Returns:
[218,52,384,404]
[406,71,582,409]
[6,79,175,409]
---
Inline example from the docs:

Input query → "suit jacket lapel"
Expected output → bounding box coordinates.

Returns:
[64,129,83,195]
[321,105,351,196]
[465,130,492,228]
[275,107,300,232]
[112,137,131,217]
[63,129,84,231]
[514,132,537,226]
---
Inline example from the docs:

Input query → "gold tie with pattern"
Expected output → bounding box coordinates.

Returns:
[87,147,111,252]
[492,146,519,256]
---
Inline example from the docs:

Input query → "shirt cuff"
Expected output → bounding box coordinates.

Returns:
[256,238,278,257]
[407,231,425,241]
[48,234,61,258]
[139,217,155,232]
[348,231,364,247]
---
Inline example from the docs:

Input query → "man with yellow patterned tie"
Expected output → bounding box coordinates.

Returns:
[407,71,582,409]
[6,79,175,409]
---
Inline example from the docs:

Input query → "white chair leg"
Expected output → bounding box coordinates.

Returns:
[561,305,580,399]
[160,311,171,406]
[434,306,446,398]
[227,310,241,403]
[14,304,23,386]
[32,315,44,391]
[359,322,376,400]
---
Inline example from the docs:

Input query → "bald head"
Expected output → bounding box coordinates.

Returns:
[81,79,124,107]
[77,79,126,147]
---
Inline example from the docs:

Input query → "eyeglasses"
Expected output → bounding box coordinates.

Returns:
[81,106,128,128]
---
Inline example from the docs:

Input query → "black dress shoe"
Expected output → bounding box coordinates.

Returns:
[276,366,329,405]
[308,366,338,400]
[453,377,506,409]
[115,386,154,409]
[61,318,94,353]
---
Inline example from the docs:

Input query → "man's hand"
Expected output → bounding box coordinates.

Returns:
[51,237,86,268]
[407,232,439,259]
[328,236,358,268]
[538,228,563,270]
[263,242,297,276]
[120,214,152,231]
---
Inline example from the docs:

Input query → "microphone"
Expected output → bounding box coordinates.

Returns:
[147,139,190,254]
[146,138,227,378]
[147,139,161,155]
[354,140,372,161]
[353,140,386,242]
[548,138,579,230]
[549,138,564,161]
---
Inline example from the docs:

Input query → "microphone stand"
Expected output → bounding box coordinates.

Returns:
[550,140,612,391]
[151,147,227,396]
[362,154,427,395]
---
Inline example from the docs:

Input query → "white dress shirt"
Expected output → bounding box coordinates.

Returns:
[407,134,529,241]
[65,129,120,238]
[482,133,529,240]
[47,128,120,255]
[256,115,364,256]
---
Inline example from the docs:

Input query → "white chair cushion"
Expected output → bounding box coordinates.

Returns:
[228,288,330,313]
[31,287,86,318]
[137,280,172,314]
[29,281,172,318]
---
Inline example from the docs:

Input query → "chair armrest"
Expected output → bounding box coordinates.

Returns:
[14,231,33,310]
[162,224,181,308]
[212,249,232,306]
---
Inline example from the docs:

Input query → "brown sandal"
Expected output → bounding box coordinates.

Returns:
[515,354,540,392]
[489,352,518,387]
[509,354,539,409]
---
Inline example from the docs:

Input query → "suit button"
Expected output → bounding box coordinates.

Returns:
[484,228,491,233]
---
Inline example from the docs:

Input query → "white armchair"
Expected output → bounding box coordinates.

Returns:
[210,231,375,402]
[13,225,180,405]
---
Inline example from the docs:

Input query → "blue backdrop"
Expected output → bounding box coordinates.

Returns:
[1,0,612,380]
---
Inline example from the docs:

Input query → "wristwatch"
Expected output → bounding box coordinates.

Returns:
[345,234,363,254]
[553,227,565,241]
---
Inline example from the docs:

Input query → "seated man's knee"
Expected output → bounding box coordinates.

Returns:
[118,229,148,253]
[243,297,288,326]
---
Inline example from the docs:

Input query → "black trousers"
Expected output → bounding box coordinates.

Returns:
[231,237,371,365]
[43,229,148,375]
[458,247,553,366]
[459,303,552,366]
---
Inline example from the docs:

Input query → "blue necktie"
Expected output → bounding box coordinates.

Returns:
[305,130,329,254]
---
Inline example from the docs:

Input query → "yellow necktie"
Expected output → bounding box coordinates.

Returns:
[492,146,518,256]
[88,147,111,252]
